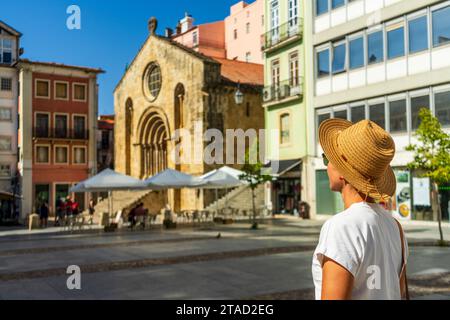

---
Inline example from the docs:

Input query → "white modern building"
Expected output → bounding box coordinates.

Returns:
[305,0,450,221]
[0,21,21,215]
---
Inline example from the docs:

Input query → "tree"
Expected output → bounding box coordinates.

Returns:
[239,143,272,230]
[406,108,450,245]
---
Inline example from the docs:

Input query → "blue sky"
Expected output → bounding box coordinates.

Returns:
[1,0,252,115]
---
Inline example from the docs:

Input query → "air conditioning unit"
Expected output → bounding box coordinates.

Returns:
[290,85,303,97]
[279,85,291,98]
[263,87,273,102]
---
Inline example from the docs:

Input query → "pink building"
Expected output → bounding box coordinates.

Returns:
[225,0,264,64]
[169,14,226,59]
[170,0,264,64]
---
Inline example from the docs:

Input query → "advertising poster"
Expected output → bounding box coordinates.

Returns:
[412,177,431,207]
[392,170,412,220]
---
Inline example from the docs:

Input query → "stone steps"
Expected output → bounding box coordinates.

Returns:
[205,184,265,213]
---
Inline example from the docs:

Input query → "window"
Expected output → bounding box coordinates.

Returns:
[369,103,386,129]
[289,0,299,26]
[73,83,86,101]
[289,52,299,86]
[36,146,50,163]
[368,31,384,64]
[332,0,345,9]
[410,94,430,130]
[271,0,280,39]
[316,0,329,16]
[351,105,366,123]
[55,146,68,164]
[35,113,49,138]
[74,147,86,164]
[349,37,364,69]
[101,131,110,149]
[271,60,280,86]
[389,99,407,133]
[0,164,11,177]
[318,112,331,128]
[55,115,68,138]
[334,109,348,120]
[332,42,346,74]
[0,39,12,64]
[434,90,450,126]
[317,49,330,77]
[73,116,86,139]
[0,107,12,121]
[0,78,12,91]
[409,15,429,53]
[193,31,198,45]
[280,113,290,144]
[0,136,11,151]
[234,29,238,40]
[246,23,250,34]
[55,82,68,100]
[432,5,450,47]
[387,24,405,59]
[36,80,49,98]
[146,64,162,100]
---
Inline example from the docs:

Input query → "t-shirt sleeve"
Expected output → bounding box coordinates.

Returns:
[314,219,363,277]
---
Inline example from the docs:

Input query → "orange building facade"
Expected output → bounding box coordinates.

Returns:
[17,60,104,219]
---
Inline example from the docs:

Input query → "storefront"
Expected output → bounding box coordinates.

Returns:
[0,191,20,224]
[268,159,302,215]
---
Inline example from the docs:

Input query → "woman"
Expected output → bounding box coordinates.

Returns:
[312,119,409,300]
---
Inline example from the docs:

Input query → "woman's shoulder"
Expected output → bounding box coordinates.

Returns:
[324,203,376,232]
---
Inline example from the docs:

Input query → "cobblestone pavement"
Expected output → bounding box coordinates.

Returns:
[0,217,449,300]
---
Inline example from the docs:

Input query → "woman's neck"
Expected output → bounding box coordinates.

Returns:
[341,184,376,210]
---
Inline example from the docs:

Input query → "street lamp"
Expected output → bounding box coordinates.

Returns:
[234,82,244,105]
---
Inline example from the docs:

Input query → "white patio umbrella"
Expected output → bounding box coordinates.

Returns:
[144,168,203,190]
[198,166,247,214]
[70,169,147,216]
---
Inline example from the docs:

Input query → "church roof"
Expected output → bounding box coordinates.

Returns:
[115,34,263,91]
[213,58,264,87]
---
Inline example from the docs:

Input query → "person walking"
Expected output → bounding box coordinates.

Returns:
[39,201,49,228]
[312,119,409,300]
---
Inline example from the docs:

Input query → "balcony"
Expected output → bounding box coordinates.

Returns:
[33,128,90,140]
[263,78,303,105]
[261,18,303,52]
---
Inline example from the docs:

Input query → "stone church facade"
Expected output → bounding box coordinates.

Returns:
[114,19,264,212]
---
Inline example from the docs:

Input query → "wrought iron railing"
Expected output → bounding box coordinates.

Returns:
[33,128,89,140]
[262,78,303,104]
[261,17,303,51]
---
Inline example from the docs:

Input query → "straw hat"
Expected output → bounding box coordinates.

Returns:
[319,119,396,201]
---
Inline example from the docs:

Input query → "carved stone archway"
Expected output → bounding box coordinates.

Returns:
[136,107,171,179]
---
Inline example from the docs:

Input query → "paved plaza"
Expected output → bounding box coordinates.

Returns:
[0,216,449,300]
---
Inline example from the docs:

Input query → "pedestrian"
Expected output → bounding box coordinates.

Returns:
[88,198,95,225]
[298,201,310,219]
[72,199,79,216]
[39,201,49,228]
[65,196,73,217]
[312,119,409,300]
[55,198,65,226]
[89,199,95,216]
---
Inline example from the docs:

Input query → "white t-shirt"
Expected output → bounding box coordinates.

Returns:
[312,202,409,300]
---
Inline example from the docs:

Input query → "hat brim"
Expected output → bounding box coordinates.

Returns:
[319,119,396,201]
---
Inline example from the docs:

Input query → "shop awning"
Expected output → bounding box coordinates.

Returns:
[264,159,302,177]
